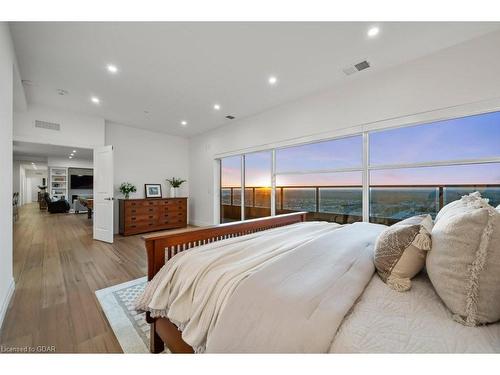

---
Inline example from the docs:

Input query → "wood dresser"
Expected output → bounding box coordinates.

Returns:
[119,198,187,236]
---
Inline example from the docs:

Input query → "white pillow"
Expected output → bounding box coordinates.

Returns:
[427,192,500,326]
[374,214,433,292]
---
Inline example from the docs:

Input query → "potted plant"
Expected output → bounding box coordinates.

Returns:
[119,182,137,199]
[166,177,186,198]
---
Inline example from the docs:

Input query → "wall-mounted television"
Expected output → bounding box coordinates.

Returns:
[70,174,93,189]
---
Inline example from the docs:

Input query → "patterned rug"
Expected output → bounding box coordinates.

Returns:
[95,277,151,353]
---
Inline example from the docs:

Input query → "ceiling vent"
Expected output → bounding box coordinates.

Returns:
[225,115,235,120]
[35,120,61,131]
[342,60,371,76]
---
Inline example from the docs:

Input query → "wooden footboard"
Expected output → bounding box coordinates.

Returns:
[142,212,307,353]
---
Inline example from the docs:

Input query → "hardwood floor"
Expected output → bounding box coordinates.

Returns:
[0,203,163,353]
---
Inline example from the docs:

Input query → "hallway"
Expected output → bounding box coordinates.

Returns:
[0,204,147,352]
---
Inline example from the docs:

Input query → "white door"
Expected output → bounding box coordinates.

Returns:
[93,145,114,243]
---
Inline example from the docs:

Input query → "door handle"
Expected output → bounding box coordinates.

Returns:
[104,197,114,201]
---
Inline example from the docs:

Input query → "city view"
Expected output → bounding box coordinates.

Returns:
[221,185,500,224]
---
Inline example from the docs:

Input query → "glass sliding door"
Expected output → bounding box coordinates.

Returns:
[220,155,242,223]
[244,151,272,219]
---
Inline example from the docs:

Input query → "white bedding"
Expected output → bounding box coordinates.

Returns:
[135,221,348,352]
[330,273,500,353]
[136,219,500,353]
[206,222,385,353]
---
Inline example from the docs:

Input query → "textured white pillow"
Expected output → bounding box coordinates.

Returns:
[374,215,433,292]
[427,192,500,326]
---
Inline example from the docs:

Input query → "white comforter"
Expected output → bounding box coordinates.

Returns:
[135,221,385,353]
[207,222,385,353]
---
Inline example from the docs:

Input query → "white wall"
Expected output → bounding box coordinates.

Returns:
[105,122,190,233]
[189,29,500,226]
[0,22,15,330]
[14,105,105,149]
[47,156,93,169]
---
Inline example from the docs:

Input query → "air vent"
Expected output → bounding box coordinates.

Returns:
[342,60,371,76]
[35,120,60,131]
[225,115,235,120]
[355,60,370,71]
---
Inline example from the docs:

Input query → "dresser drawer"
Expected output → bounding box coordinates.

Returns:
[159,216,187,225]
[163,203,186,213]
[125,200,160,208]
[125,213,158,225]
[161,211,186,221]
[125,221,158,232]
[161,199,186,207]
[125,206,158,215]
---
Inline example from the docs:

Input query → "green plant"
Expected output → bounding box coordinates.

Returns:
[119,182,137,198]
[166,177,186,188]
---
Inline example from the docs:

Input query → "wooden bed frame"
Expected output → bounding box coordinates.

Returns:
[142,212,307,353]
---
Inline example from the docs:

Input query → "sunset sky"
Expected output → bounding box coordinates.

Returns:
[222,111,500,187]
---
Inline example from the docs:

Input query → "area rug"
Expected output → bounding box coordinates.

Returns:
[95,277,151,353]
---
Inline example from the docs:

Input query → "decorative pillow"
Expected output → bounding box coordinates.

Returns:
[374,214,433,292]
[427,192,500,326]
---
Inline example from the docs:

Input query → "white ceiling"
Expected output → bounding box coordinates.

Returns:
[10,22,500,137]
[13,141,93,162]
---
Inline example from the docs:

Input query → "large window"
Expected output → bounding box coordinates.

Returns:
[369,112,500,224]
[219,110,500,224]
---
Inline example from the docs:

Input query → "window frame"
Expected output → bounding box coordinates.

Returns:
[217,110,500,224]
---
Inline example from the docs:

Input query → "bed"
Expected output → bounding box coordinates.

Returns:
[137,212,500,353]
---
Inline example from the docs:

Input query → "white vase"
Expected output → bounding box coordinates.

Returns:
[170,187,178,198]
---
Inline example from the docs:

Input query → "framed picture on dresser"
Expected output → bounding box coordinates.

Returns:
[145,184,162,198]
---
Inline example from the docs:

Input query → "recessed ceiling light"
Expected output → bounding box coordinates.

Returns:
[181,121,187,126]
[107,64,118,74]
[72,150,76,153]
[268,76,278,85]
[367,26,380,38]
[213,104,221,111]
[69,156,73,159]
[91,96,100,104]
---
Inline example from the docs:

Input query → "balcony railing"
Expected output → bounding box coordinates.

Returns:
[220,184,500,225]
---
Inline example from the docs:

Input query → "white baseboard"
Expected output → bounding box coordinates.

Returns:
[0,277,15,331]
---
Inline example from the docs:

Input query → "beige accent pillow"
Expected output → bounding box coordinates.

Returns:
[374,214,433,292]
[427,192,500,326]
